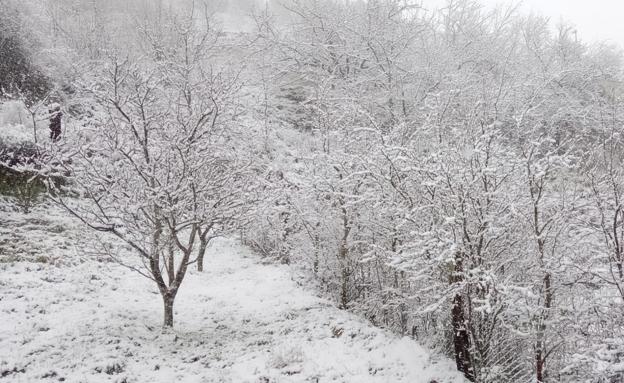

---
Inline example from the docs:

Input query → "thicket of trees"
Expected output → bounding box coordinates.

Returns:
[245,1,624,382]
[2,0,623,381]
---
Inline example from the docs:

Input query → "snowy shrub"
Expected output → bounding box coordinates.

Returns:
[268,345,305,369]
[0,137,46,213]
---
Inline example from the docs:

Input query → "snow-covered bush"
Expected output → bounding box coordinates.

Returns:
[268,344,305,369]
[0,120,46,214]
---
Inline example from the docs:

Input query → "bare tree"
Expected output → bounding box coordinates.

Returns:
[45,8,244,327]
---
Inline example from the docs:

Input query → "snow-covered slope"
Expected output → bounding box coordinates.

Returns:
[0,206,464,382]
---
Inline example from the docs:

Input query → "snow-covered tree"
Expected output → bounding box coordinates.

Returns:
[45,8,247,327]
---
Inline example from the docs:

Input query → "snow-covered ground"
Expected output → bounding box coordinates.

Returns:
[0,205,464,382]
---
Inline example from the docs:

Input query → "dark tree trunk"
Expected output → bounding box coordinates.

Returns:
[163,292,175,328]
[452,292,475,382]
[338,231,350,309]
[338,195,351,310]
[536,271,552,382]
[536,349,545,383]
[197,238,209,272]
[450,252,475,382]
[340,266,349,309]
[167,240,175,284]
[197,226,212,272]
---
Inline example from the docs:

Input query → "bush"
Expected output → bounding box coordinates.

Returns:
[0,166,46,214]
[0,138,54,214]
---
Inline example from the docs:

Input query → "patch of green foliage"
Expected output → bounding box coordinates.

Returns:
[0,166,46,214]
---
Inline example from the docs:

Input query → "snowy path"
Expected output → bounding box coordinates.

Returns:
[0,210,464,382]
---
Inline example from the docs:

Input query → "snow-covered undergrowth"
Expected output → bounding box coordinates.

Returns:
[0,204,464,382]
[0,101,40,147]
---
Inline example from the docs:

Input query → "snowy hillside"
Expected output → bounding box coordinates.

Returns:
[0,205,464,383]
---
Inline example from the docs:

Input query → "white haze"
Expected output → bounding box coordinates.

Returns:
[218,0,624,47]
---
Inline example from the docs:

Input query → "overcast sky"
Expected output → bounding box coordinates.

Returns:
[427,0,624,47]
[221,0,624,47]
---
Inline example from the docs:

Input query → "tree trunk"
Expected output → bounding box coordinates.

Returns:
[167,239,175,284]
[197,237,209,272]
[452,292,475,382]
[197,226,212,272]
[450,253,475,382]
[163,292,175,328]
[340,266,349,309]
[535,271,552,382]
[536,347,545,383]
[338,229,350,309]
[338,196,351,310]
